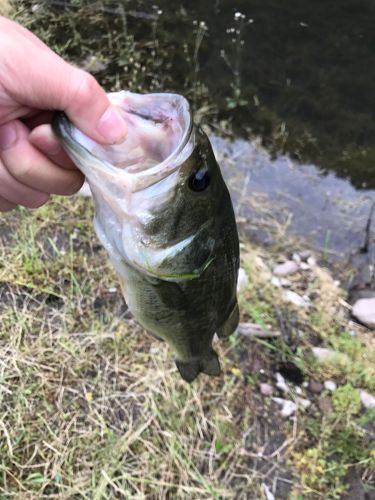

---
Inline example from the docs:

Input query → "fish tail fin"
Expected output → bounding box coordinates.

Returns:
[176,351,221,383]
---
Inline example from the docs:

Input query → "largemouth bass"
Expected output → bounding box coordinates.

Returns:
[53,92,239,382]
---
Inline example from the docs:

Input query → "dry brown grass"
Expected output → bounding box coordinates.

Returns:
[1,196,374,498]
[0,0,12,16]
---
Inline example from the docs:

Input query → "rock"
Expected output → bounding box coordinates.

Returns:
[308,380,324,394]
[300,262,310,270]
[273,260,300,276]
[312,347,350,365]
[299,398,311,409]
[299,250,312,261]
[307,256,317,267]
[259,383,273,396]
[284,290,310,308]
[271,276,282,287]
[280,278,292,287]
[237,267,249,293]
[273,396,310,417]
[352,298,375,329]
[272,397,297,417]
[271,276,292,287]
[275,372,289,393]
[360,390,375,409]
[324,380,337,392]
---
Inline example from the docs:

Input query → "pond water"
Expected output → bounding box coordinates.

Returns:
[141,0,375,190]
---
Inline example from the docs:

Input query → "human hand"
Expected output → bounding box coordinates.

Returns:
[0,16,127,211]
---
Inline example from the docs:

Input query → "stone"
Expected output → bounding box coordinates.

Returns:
[352,298,375,329]
[308,380,324,394]
[360,390,375,409]
[299,262,310,270]
[324,380,337,392]
[299,250,312,261]
[272,397,297,417]
[284,290,309,307]
[271,276,282,287]
[273,260,300,276]
[312,347,350,365]
[259,383,273,396]
[307,256,317,267]
[275,372,289,393]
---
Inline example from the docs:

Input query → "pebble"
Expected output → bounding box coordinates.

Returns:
[271,276,291,288]
[352,297,375,329]
[299,262,310,270]
[272,397,297,417]
[237,267,249,293]
[308,380,324,394]
[284,290,310,308]
[292,252,302,263]
[324,380,337,392]
[275,372,289,393]
[299,250,312,261]
[272,397,310,417]
[312,347,350,365]
[271,276,282,287]
[360,390,375,409]
[273,260,300,276]
[307,256,317,267]
[259,383,273,396]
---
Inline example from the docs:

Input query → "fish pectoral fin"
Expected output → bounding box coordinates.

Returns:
[216,302,240,339]
[175,351,221,383]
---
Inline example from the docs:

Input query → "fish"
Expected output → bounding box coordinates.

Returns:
[53,91,240,382]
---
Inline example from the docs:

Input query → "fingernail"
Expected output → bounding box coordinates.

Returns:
[0,123,17,150]
[96,106,127,144]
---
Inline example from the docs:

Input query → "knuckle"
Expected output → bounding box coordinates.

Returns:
[6,159,33,181]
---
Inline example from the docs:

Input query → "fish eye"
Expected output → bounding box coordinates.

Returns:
[188,166,210,192]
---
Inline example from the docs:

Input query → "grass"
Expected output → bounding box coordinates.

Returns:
[0,196,374,498]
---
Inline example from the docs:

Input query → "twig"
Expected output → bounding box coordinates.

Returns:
[236,322,280,339]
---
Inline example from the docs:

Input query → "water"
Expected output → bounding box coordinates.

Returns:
[150,0,375,190]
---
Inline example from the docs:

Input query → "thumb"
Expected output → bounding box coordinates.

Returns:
[1,18,127,144]
[58,67,128,144]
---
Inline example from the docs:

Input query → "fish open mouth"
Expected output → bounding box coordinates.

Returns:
[54,92,193,182]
